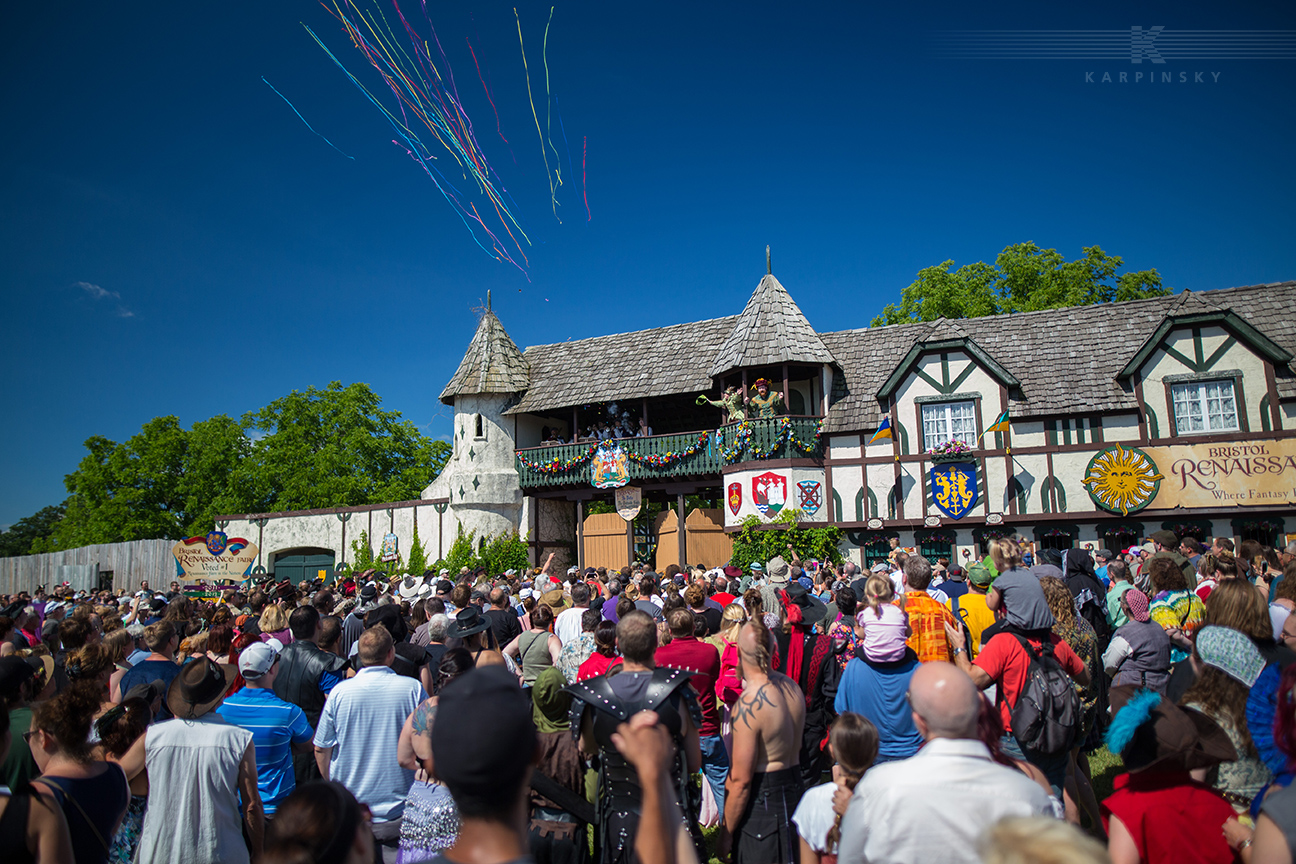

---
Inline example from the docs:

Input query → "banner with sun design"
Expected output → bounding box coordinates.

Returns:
[1082,444,1164,516]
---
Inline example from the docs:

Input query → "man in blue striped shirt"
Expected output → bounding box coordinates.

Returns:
[216,642,314,816]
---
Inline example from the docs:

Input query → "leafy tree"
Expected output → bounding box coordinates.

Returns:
[351,530,376,570]
[480,532,530,577]
[0,504,66,557]
[871,243,1171,326]
[435,529,480,577]
[234,382,451,512]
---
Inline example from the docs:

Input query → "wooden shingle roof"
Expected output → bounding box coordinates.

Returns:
[820,281,1296,432]
[504,316,739,415]
[707,273,837,377]
[439,311,530,404]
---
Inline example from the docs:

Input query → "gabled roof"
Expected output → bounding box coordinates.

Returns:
[707,273,837,377]
[820,281,1296,433]
[874,317,1021,399]
[1116,290,1294,379]
[504,316,739,415]
[439,310,530,404]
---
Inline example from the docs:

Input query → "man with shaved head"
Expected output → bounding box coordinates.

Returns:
[836,663,1051,864]
[716,621,806,864]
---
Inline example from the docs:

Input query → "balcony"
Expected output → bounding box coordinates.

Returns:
[515,416,825,490]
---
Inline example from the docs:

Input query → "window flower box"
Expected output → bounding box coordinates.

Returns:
[928,441,976,463]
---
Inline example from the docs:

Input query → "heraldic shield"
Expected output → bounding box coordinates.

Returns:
[753,472,788,516]
[728,482,742,516]
[930,461,978,520]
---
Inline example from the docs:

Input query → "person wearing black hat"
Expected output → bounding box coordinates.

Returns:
[120,657,264,864]
[772,581,840,789]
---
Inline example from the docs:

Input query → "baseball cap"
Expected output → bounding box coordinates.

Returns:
[238,642,278,679]
[967,561,997,587]
[0,656,36,695]
[1150,530,1179,548]
[1096,548,1115,562]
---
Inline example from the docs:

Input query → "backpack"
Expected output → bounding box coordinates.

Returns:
[1008,632,1081,757]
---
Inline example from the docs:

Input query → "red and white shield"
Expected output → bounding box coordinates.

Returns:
[752,472,788,516]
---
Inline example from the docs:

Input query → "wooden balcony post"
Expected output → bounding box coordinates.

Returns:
[677,492,687,569]
[626,515,634,569]
[576,499,585,570]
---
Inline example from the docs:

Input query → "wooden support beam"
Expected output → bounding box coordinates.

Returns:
[576,499,585,570]
[677,492,687,569]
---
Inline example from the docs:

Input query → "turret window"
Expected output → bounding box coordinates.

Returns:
[475,413,485,439]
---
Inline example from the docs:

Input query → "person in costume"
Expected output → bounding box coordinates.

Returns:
[746,379,784,419]
[697,386,746,424]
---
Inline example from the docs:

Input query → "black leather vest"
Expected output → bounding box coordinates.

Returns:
[274,640,348,727]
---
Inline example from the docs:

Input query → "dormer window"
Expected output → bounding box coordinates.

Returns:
[922,401,977,450]
[1171,380,1238,434]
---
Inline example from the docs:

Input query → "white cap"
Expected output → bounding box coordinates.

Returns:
[520,588,534,600]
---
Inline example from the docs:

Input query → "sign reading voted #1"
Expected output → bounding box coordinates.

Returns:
[172,531,259,582]
[930,461,979,520]
[591,442,630,489]
[753,471,788,516]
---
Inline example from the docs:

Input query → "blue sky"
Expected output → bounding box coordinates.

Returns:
[2,1,1294,526]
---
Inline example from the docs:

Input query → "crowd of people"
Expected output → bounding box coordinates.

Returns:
[2,531,1296,864]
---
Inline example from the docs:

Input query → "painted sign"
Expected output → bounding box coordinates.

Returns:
[1082,444,1164,516]
[753,471,788,516]
[930,461,978,520]
[380,533,400,563]
[592,442,630,489]
[1144,438,1296,509]
[797,480,822,517]
[615,486,643,521]
[172,531,258,582]
[728,482,743,516]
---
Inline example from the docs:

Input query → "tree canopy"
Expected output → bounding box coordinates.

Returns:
[871,243,1171,327]
[2,382,451,553]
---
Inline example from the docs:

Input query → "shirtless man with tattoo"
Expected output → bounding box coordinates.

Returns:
[717,620,806,864]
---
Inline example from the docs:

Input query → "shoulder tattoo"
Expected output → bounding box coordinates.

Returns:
[731,682,776,729]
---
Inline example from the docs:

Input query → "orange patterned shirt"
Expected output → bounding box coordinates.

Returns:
[904,591,958,663]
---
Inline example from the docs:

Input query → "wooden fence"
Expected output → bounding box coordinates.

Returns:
[0,540,177,595]
[581,513,630,570]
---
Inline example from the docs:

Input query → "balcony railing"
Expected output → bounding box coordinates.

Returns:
[515,416,825,489]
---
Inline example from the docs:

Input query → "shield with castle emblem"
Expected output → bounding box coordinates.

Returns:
[753,472,788,516]
[930,461,978,520]
[728,482,742,515]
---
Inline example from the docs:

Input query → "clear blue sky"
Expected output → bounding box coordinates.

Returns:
[2,1,1294,526]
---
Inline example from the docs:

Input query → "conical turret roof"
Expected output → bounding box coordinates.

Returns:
[439,309,530,404]
[708,273,837,377]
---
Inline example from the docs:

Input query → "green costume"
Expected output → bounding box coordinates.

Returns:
[698,391,745,424]
[747,389,783,419]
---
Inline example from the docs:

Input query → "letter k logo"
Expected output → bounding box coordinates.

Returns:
[1131,25,1166,64]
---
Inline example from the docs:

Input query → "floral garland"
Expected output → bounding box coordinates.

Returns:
[917,530,956,544]
[1169,523,1207,538]
[1239,520,1282,533]
[1042,528,1074,538]
[624,430,712,468]
[726,418,824,463]
[517,443,599,474]
[928,439,975,458]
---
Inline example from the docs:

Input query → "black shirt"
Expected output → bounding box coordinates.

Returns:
[486,608,523,652]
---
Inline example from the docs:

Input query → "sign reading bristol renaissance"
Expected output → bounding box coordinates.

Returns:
[1146,438,1296,509]
[172,531,259,582]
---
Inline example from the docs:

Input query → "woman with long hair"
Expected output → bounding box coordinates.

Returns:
[102,630,134,703]
[95,697,152,864]
[828,585,860,672]
[258,605,293,647]
[792,712,879,864]
[205,624,233,664]
[396,649,474,863]
[1039,576,1103,835]
[29,682,131,864]
[1147,557,1206,663]
[0,702,75,864]
[1180,626,1272,814]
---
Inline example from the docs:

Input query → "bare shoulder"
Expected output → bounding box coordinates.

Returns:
[770,671,803,703]
[731,679,778,729]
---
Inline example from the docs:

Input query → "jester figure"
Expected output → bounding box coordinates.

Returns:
[746,378,784,419]
[696,385,745,424]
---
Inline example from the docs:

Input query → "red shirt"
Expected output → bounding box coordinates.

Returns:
[1101,771,1237,864]
[973,631,1086,733]
[711,592,736,608]
[655,636,721,737]
[577,652,617,682]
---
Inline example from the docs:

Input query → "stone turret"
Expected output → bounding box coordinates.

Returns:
[424,297,530,542]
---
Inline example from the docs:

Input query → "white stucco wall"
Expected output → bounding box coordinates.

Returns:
[723,466,827,527]
[1137,324,1269,438]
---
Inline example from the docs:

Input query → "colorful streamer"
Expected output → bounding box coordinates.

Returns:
[583,135,590,221]
[261,76,355,159]
[515,7,560,222]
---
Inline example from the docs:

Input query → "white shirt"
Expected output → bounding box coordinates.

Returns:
[792,781,838,853]
[554,606,587,647]
[837,738,1052,864]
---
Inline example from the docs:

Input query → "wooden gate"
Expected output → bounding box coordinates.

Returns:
[582,512,630,570]
[654,508,732,570]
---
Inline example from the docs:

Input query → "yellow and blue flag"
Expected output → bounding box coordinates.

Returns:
[869,416,893,443]
[985,409,1010,434]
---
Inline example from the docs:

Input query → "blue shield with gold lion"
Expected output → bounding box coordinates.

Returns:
[930,461,978,520]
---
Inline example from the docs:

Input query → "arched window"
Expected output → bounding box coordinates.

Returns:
[475,413,485,439]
